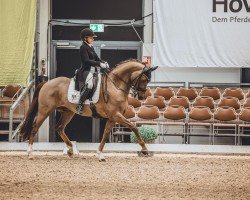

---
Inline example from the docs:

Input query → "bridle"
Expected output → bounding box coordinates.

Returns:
[105,66,151,95]
[130,67,151,94]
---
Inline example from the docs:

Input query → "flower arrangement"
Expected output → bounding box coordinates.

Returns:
[130,126,158,143]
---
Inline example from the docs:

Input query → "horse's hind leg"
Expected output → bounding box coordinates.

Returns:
[56,109,75,157]
[28,109,51,159]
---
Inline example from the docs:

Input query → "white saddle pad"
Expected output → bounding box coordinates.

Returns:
[67,75,101,104]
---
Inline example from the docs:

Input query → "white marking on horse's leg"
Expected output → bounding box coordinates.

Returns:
[27,144,33,154]
[67,145,73,157]
[63,142,79,157]
[27,144,34,159]
[97,150,106,161]
[72,141,79,155]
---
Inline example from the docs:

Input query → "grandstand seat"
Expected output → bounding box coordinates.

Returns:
[161,105,187,143]
[187,106,213,144]
[189,106,213,121]
[143,96,166,110]
[245,90,250,99]
[168,96,190,109]
[199,87,221,101]
[222,88,245,100]
[128,96,142,108]
[238,107,250,145]
[242,98,250,108]
[238,107,250,123]
[163,105,186,121]
[0,85,23,119]
[217,97,241,111]
[176,87,198,101]
[154,87,175,100]
[213,107,238,145]
[214,107,238,121]
[136,105,161,142]
[137,105,160,120]
[2,85,22,98]
[192,96,215,110]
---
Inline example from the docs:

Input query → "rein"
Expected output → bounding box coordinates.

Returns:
[108,72,131,94]
[101,64,158,104]
[103,67,150,96]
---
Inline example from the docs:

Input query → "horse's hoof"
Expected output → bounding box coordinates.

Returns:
[141,148,149,155]
[97,150,106,162]
[142,150,149,155]
[137,151,153,157]
[63,142,79,157]
[99,158,106,162]
[98,153,106,162]
[28,153,34,160]
[67,149,73,157]
[28,156,34,160]
[139,151,149,157]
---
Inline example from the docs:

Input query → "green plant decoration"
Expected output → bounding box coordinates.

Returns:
[130,126,158,143]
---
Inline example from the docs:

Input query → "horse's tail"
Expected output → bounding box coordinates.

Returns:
[20,82,46,141]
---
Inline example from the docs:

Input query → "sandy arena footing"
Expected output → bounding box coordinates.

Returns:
[0,152,249,200]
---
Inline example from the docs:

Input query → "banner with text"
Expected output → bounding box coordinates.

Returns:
[153,0,250,67]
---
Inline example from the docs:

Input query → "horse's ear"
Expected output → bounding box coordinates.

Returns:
[149,66,158,72]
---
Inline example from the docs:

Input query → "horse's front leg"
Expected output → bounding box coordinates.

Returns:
[113,113,149,155]
[97,120,115,161]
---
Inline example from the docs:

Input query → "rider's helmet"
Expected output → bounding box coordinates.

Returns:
[80,28,97,41]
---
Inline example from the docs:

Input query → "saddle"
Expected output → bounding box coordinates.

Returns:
[71,67,101,118]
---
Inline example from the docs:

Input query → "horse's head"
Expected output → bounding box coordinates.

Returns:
[111,59,158,99]
[131,65,158,100]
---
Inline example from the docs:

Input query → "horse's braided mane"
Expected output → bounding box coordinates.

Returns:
[108,59,144,72]
[116,59,143,66]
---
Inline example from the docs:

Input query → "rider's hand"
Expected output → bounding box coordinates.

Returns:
[100,62,109,68]
[104,62,109,68]
[100,62,106,68]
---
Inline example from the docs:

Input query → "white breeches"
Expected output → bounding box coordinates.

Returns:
[86,72,94,89]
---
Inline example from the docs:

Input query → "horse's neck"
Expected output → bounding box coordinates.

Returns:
[110,63,142,92]
[112,63,141,82]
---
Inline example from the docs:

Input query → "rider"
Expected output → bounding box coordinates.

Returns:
[76,28,109,114]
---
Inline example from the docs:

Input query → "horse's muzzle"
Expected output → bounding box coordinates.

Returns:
[137,92,145,100]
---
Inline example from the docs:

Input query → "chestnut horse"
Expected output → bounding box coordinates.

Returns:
[20,59,158,161]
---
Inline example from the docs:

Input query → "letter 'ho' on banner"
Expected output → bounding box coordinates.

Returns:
[153,0,250,68]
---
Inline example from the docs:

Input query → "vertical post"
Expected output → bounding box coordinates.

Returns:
[143,0,154,83]
[142,0,153,56]
[92,119,100,142]
[9,108,13,141]
[37,0,50,142]
[143,0,153,43]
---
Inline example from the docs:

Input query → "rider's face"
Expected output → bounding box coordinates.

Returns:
[86,36,94,44]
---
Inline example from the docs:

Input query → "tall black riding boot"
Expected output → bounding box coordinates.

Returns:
[76,85,91,114]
